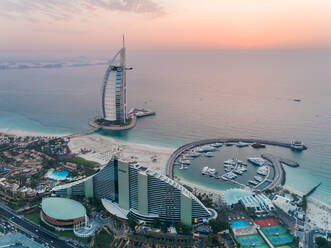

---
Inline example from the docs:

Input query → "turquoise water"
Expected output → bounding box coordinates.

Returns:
[223,189,254,205]
[231,220,249,228]
[0,50,330,205]
[47,170,70,181]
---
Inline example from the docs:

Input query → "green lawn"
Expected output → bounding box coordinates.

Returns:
[70,157,99,167]
[24,208,41,224]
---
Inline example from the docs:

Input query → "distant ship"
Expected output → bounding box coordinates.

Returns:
[236,142,249,147]
[251,142,266,148]
[290,140,305,150]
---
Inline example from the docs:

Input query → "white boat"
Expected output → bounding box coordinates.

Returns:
[211,142,223,147]
[189,151,200,157]
[221,175,229,181]
[201,166,209,175]
[180,159,191,165]
[257,166,268,176]
[254,176,263,182]
[291,140,304,150]
[224,159,236,165]
[205,152,214,157]
[236,142,249,147]
[248,157,266,166]
[196,145,217,152]
[248,180,258,185]
[224,158,243,165]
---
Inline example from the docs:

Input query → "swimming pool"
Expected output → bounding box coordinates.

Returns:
[231,220,249,228]
[47,169,70,181]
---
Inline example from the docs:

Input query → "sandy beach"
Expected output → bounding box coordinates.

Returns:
[68,134,175,174]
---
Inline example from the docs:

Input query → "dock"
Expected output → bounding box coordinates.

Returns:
[165,138,305,192]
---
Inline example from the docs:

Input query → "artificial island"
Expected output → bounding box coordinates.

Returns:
[89,37,155,131]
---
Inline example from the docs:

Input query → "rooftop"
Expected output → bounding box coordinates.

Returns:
[41,197,86,220]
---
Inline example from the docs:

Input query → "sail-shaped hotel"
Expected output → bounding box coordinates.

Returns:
[101,36,128,124]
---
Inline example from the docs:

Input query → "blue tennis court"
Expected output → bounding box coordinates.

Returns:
[236,234,268,248]
[231,220,249,228]
[261,225,285,235]
[262,225,293,246]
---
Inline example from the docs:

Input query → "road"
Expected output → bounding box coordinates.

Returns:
[0,202,73,248]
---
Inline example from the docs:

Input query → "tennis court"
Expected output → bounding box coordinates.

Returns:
[254,217,279,227]
[261,225,293,246]
[236,234,269,248]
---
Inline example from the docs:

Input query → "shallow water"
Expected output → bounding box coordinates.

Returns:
[0,50,330,204]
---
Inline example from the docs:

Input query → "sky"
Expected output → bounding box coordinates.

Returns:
[0,0,331,53]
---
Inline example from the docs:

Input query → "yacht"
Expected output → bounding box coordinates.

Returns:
[234,170,243,175]
[248,157,266,166]
[225,143,234,146]
[248,180,258,186]
[189,151,200,157]
[224,158,243,165]
[211,142,223,147]
[196,145,217,153]
[236,142,249,147]
[205,152,214,157]
[180,159,191,165]
[254,176,263,182]
[257,166,268,176]
[201,166,209,175]
[290,140,305,150]
[221,175,229,181]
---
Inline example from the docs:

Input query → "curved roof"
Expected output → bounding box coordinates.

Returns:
[224,189,253,205]
[101,199,128,220]
[41,197,86,220]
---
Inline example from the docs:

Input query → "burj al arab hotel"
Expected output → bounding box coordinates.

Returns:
[101,37,131,124]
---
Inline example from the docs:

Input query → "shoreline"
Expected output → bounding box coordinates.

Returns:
[1,128,331,216]
[0,128,68,138]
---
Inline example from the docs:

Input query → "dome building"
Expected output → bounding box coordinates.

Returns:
[41,197,87,230]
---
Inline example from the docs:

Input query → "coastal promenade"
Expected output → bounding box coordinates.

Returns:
[166,138,303,192]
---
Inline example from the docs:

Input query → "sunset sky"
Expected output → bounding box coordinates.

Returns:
[1,0,331,53]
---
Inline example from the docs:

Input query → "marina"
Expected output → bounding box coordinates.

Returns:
[169,138,304,193]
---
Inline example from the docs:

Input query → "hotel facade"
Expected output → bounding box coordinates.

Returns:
[101,37,127,123]
[52,157,215,226]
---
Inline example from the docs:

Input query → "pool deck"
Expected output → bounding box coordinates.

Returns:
[166,138,305,192]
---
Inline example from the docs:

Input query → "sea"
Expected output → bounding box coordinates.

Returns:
[0,50,330,205]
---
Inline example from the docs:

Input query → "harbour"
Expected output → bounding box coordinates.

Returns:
[169,139,305,193]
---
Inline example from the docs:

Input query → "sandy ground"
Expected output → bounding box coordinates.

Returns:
[284,185,331,231]
[68,134,174,174]
[305,198,331,231]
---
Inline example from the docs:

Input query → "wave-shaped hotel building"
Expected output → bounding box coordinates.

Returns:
[52,157,216,226]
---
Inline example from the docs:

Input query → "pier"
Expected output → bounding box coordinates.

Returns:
[166,138,305,192]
